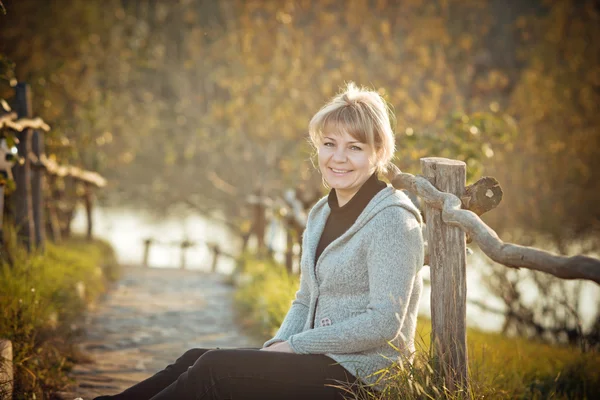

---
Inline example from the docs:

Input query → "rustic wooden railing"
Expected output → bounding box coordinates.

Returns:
[0,83,107,399]
[386,158,600,393]
[140,238,236,272]
[0,83,106,251]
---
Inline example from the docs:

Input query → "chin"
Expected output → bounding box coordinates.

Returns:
[330,182,354,191]
[326,171,354,182]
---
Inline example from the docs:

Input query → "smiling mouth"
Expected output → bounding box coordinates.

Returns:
[329,168,352,174]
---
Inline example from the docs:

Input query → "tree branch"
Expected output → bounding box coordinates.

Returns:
[387,163,600,285]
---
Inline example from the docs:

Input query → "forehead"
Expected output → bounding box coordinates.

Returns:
[321,120,366,143]
[323,131,361,142]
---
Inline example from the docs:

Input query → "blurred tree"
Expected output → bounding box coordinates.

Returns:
[1,0,598,345]
[476,0,600,348]
[1,0,598,254]
[481,263,599,350]
[485,0,600,252]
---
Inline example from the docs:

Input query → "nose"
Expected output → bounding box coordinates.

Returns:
[332,146,347,163]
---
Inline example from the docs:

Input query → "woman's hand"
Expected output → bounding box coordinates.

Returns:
[260,341,295,353]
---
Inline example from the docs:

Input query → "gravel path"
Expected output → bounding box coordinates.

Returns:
[59,266,261,399]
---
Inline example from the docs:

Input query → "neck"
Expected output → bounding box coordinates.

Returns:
[335,188,360,207]
[335,189,359,207]
[334,171,378,207]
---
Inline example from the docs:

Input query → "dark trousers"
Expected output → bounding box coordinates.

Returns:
[93,348,361,400]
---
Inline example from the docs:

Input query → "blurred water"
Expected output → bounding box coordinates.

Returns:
[72,206,599,334]
[71,206,240,274]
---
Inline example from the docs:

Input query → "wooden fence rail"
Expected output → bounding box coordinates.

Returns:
[0,83,106,249]
[140,238,236,272]
[385,158,600,393]
[0,84,107,398]
[388,161,600,284]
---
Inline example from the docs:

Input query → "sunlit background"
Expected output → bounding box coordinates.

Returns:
[2,0,599,341]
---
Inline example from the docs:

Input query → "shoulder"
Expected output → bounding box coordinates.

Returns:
[366,202,424,261]
[363,188,423,242]
[306,193,329,222]
[369,187,423,225]
[368,205,422,235]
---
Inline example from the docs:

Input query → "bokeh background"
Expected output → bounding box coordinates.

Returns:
[2,0,599,348]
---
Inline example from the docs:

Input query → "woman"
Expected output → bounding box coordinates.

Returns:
[93,83,424,400]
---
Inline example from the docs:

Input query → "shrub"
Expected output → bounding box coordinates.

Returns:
[0,225,119,399]
[233,253,299,340]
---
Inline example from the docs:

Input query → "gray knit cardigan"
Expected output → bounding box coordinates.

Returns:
[263,186,424,390]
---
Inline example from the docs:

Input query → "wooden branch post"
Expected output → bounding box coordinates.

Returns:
[180,240,194,270]
[0,339,12,400]
[61,177,76,238]
[285,216,294,274]
[254,199,266,255]
[31,129,45,249]
[180,243,187,270]
[421,157,468,392]
[0,139,14,246]
[210,244,221,273]
[83,182,93,240]
[0,186,4,246]
[46,174,62,242]
[389,164,600,284]
[12,83,34,251]
[142,238,153,267]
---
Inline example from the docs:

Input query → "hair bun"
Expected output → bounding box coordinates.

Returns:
[342,93,355,105]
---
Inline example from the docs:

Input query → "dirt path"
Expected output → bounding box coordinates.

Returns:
[59,266,261,400]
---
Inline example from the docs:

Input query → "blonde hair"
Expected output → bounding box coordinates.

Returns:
[308,82,396,174]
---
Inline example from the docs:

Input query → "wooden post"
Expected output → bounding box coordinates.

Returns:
[142,238,153,267]
[31,129,45,249]
[240,231,251,254]
[0,186,4,246]
[0,139,13,246]
[61,177,76,238]
[180,240,194,270]
[0,339,12,400]
[285,216,294,274]
[421,157,468,392]
[251,191,267,255]
[45,174,62,242]
[211,244,220,273]
[83,182,93,240]
[12,83,34,251]
[180,241,187,270]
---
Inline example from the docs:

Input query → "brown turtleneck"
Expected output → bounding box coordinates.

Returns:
[314,172,387,263]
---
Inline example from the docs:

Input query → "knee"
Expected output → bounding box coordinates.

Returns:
[194,349,225,366]
[190,349,233,374]
[186,351,237,398]
[175,348,209,368]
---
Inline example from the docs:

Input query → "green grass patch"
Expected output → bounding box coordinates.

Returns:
[233,253,300,341]
[0,226,120,399]
[233,254,600,399]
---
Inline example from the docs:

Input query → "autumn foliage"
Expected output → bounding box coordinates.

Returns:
[0,0,598,249]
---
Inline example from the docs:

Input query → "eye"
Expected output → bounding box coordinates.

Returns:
[350,145,363,151]
[323,142,334,147]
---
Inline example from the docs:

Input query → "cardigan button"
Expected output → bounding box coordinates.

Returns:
[320,317,332,327]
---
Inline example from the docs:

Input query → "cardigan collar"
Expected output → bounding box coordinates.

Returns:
[304,185,423,277]
[327,172,387,216]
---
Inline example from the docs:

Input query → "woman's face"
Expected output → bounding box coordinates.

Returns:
[318,130,377,206]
